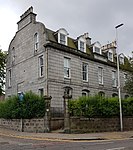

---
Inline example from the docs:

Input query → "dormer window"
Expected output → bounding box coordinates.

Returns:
[60,33,66,45]
[108,50,113,62]
[57,28,68,46]
[119,55,124,64]
[93,42,101,54]
[77,36,86,53]
[80,41,85,52]
[95,47,101,54]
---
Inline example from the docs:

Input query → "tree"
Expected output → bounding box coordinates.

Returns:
[123,51,133,96]
[0,50,7,95]
[124,73,133,96]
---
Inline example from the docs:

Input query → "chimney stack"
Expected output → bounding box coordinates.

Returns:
[17,6,37,31]
[84,32,91,46]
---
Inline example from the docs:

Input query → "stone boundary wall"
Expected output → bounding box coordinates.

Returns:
[0,119,21,131]
[70,117,133,133]
[0,117,133,133]
[0,118,64,133]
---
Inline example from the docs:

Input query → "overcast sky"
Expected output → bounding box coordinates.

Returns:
[0,0,133,57]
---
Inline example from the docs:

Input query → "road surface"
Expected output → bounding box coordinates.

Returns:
[0,133,133,150]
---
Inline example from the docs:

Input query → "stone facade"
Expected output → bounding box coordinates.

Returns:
[6,7,129,110]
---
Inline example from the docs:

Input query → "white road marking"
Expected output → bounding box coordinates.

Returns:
[18,143,32,146]
[106,147,125,150]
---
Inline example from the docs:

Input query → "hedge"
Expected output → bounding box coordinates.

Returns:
[68,95,133,118]
[1,93,133,119]
[0,91,45,119]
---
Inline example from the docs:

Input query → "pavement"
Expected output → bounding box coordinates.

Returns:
[0,127,133,141]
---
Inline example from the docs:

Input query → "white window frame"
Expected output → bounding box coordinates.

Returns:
[94,46,101,54]
[8,69,11,87]
[60,33,66,45]
[82,63,88,81]
[119,56,124,64]
[64,57,70,78]
[98,67,103,84]
[57,28,68,46]
[34,33,39,52]
[80,41,85,52]
[78,36,86,53]
[93,42,101,54]
[108,51,113,62]
[39,55,44,77]
[112,70,117,87]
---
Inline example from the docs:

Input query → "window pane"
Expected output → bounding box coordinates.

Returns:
[40,57,43,65]
[80,41,84,51]
[12,47,15,63]
[98,67,103,84]
[83,72,86,80]
[119,56,124,64]
[112,93,118,97]
[108,52,113,61]
[39,56,44,77]
[64,58,67,67]
[112,71,116,87]
[9,69,11,87]
[64,67,69,77]
[60,33,66,45]
[83,64,87,72]
[40,66,43,76]
[95,47,100,53]
[64,58,70,78]
[82,92,87,96]
[39,89,44,96]
[98,91,105,97]
[82,63,88,81]
[67,59,70,68]
[34,33,39,50]
[124,73,127,84]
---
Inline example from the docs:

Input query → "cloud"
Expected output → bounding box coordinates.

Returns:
[1,0,133,56]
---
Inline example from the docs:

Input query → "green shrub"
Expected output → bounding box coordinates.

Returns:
[96,97,119,117]
[122,97,133,116]
[69,95,122,118]
[0,91,46,119]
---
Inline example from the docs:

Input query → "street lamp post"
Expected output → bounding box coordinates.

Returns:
[115,23,124,132]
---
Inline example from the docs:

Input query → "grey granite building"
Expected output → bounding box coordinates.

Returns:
[6,7,129,110]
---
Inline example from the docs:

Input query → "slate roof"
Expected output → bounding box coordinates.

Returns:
[46,28,92,55]
[45,27,131,71]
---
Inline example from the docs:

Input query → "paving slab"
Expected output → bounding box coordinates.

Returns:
[0,127,133,141]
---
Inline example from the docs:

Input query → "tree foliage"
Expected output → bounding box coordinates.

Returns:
[122,52,133,96]
[0,50,7,95]
[124,72,133,96]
